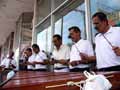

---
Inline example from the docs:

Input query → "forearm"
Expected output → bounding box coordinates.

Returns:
[87,56,96,63]
[34,61,46,65]
[70,60,86,66]
[70,58,96,66]
[11,64,16,68]
[55,59,69,65]
[112,46,120,56]
[26,62,34,65]
[0,65,5,68]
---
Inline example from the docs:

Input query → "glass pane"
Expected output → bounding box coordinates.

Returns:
[37,29,47,51]
[90,0,120,42]
[36,16,51,52]
[54,19,62,35]
[62,3,85,45]
[47,26,52,53]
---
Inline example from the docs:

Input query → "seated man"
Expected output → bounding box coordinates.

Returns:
[51,34,70,72]
[0,51,16,70]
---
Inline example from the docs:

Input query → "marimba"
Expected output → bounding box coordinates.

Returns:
[1,71,120,90]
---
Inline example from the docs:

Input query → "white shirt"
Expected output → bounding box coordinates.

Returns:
[52,44,70,68]
[0,57,16,68]
[27,55,36,70]
[95,26,120,69]
[34,51,47,69]
[70,39,94,69]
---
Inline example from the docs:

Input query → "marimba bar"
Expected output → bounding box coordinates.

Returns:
[1,71,120,90]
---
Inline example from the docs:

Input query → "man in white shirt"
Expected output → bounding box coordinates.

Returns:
[31,44,48,71]
[68,26,95,72]
[92,12,120,71]
[21,48,35,71]
[51,34,70,72]
[0,51,16,69]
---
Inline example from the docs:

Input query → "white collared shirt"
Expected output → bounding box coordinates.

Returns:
[27,55,36,70]
[52,44,70,68]
[95,26,120,69]
[0,57,16,68]
[70,39,94,69]
[34,51,47,69]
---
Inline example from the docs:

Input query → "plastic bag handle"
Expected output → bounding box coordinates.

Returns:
[83,71,96,78]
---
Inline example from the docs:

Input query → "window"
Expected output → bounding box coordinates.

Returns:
[47,26,52,52]
[36,17,51,52]
[62,3,85,45]
[37,26,52,52]
[90,0,120,42]
[37,29,47,51]
[36,0,85,52]
[54,18,62,35]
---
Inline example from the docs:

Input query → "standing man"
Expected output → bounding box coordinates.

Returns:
[92,12,120,71]
[32,44,48,71]
[68,26,95,72]
[51,34,70,72]
[22,48,35,71]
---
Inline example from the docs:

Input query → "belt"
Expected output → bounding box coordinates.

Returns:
[98,65,120,71]
[27,69,35,71]
[54,67,68,70]
[34,69,47,71]
[70,68,90,72]
[28,69,47,71]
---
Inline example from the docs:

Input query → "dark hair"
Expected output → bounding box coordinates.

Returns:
[26,48,32,52]
[53,34,62,40]
[9,51,14,56]
[92,12,108,21]
[32,44,40,50]
[68,26,81,33]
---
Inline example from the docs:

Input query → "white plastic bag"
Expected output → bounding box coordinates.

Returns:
[7,70,15,80]
[83,71,112,90]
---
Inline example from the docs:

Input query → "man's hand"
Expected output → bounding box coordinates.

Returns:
[70,59,90,66]
[33,61,47,65]
[80,53,89,60]
[80,53,89,63]
[0,66,5,72]
[69,61,80,66]
[112,46,120,56]
[49,58,58,65]
[44,60,50,64]
[80,53,96,63]
[26,61,35,67]
[33,61,39,64]
[10,64,16,68]
[58,59,69,65]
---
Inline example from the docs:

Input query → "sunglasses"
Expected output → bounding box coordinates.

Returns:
[68,35,71,38]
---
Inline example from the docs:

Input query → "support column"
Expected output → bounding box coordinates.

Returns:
[85,0,92,42]
[32,0,37,44]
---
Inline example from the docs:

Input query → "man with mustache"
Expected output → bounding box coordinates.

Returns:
[92,12,120,71]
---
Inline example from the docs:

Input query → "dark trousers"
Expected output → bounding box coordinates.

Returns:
[98,65,120,71]
[70,68,90,72]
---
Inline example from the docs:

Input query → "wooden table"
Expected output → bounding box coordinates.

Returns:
[1,71,120,90]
